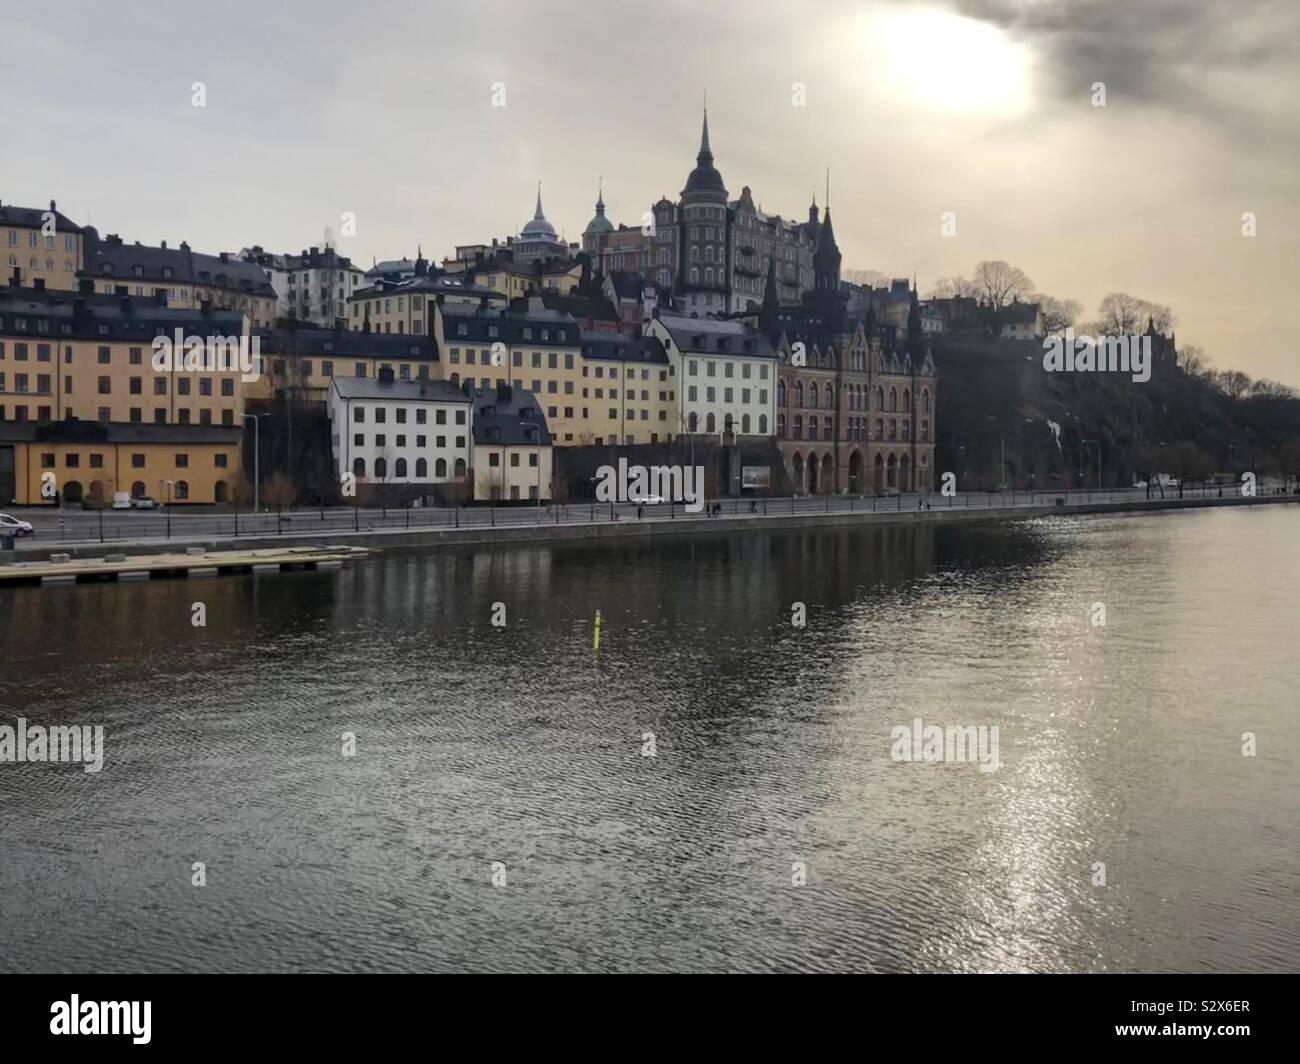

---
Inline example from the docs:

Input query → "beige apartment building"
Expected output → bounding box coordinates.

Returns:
[1,199,86,292]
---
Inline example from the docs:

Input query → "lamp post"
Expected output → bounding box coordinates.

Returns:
[243,412,260,514]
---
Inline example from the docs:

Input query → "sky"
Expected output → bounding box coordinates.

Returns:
[3,0,1297,384]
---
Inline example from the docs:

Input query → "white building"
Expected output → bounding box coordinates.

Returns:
[241,245,366,326]
[329,370,472,496]
[645,314,777,437]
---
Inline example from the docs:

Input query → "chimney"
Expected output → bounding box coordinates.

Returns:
[219,252,229,264]
[378,366,395,385]
[180,241,190,252]
[49,199,57,213]
[160,240,167,249]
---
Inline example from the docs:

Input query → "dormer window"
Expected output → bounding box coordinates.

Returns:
[132,266,143,277]
[162,267,173,279]
[101,263,113,275]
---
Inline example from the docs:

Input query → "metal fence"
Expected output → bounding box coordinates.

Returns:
[11,483,1288,549]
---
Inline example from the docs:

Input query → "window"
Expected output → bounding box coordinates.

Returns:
[98,376,111,394]
[132,453,145,468]
[175,454,189,468]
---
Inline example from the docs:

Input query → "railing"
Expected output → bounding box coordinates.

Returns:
[9,483,1293,549]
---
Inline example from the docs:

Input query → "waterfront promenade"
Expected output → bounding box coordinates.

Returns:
[3,487,1295,563]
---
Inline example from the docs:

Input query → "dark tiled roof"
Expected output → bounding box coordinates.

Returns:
[255,326,438,361]
[0,419,242,444]
[352,273,504,302]
[998,301,1041,324]
[655,315,776,358]
[440,301,580,345]
[0,286,244,341]
[579,331,668,365]
[0,202,83,234]
[509,291,617,322]
[468,385,552,446]
[330,376,468,403]
[85,236,276,297]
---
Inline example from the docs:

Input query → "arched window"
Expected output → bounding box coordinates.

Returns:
[395,457,408,478]
[903,388,911,411]
[690,268,699,284]
[175,480,189,501]
[705,268,713,285]
[690,247,699,262]
[795,382,804,407]
[889,388,898,412]
[776,413,785,436]
[131,480,146,498]
[454,458,467,477]
[810,383,819,409]
[434,458,446,477]
[353,457,366,479]
[809,416,818,440]
[706,412,716,433]
[922,389,930,413]
[742,413,751,433]
[759,414,768,434]
[214,480,228,504]
[374,457,388,479]
[825,384,834,409]
[705,246,715,263]
[777,380,786,405]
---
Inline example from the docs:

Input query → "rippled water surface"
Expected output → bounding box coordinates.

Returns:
[1,508,1297,972]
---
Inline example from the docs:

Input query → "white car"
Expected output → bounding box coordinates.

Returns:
[633,494,666,505]
[131,496,159,510]
[112,491,133,510]
[0,513,35,537]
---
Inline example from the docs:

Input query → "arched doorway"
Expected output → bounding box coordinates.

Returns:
[807,453,818,494]
[63,480,83,504]
[791,452,804,489]
[214,480,229,504]
[131,480,146,499]
[900,454,912,492]
[848,450,863,493]
[821,453,835,494]
[886,453,897,488]
[873,453,884,492]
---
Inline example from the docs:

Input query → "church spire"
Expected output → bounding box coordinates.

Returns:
[534,181,545,221]
[698,107,712,164]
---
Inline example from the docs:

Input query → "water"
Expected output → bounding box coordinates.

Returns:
[1,507,1297,973]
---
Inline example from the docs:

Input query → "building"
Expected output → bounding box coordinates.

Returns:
[328,370,471,498]
[254,326,441,404]
[365,257,419,284]
[0,418,241,506]
[82,233,278,327]
[441,244,582,300]
[583,181,651,275]
[240,245,366,326]
[746,209,938,495]
[1,199,86,291]
[347,268,506,336]
[637,112,822,316]
[513,185,572,264]
[0,281,249,429]
[578,331,674,445]
[645,313,777,438]
[994,299,1043,339]
[469,383,553,501]
[433,298,588,444]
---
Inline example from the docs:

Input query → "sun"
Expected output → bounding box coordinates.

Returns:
[862,7,1034,115]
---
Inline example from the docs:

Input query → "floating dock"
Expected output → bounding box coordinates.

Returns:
[0,545,373,588]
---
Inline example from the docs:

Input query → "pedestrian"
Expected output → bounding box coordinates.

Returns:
[637,503,644,520]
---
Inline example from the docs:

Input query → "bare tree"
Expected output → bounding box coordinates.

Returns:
[1248,377,1295,400]
[928,275,978,300]
[1032,293,1082,335]
[1097,292,1175,335]
[1216,369,1253,399]
[973,260,1034,307]
[1177,344,1211,376]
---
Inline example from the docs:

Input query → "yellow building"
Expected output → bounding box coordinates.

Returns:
[254,326,442,404]
[1,199,86,292]
[578,331,676,445]
[433,298,590,445]
[442,249,582,300]
[83,233,278,327]
[347,273,506,336]
[467,384,554,502]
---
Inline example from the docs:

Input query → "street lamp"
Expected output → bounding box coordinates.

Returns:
[243,412,261,514]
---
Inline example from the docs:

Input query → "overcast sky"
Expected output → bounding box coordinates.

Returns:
[4,0,1296,383]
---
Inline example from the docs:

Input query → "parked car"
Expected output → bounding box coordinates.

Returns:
[112,491,133,510]
[131,496,159,510]
[634,494,666,505]
[0,513,35,537]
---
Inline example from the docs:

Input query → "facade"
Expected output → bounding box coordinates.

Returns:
[747,211,937,495]
[0,419,242,506]
[347,269,506,336]
[995,299,1043,339]
[433,299,587,445]
[240,245,366,326]
[0,283,248,429]
[254,326,441,404]
[469,383,553,501]
[329,370,471,493]
[645,313,777,438]
[1,199,86,292]
[583,181,651,275]
[442,245,582,300]
[578,331,674,445]
[83,233,278,327]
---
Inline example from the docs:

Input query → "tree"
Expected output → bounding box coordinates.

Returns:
[1032,293,1081,335]
[1097,292,1175,335]
[928,275,978,300]
[973,260,1034,307]
[1247,377,1295,400]
[1177,344,1210,377]
[1217,369,1253,399]
[263,470,297,510]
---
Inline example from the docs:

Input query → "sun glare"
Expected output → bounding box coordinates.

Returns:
[864,7,1034,115]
